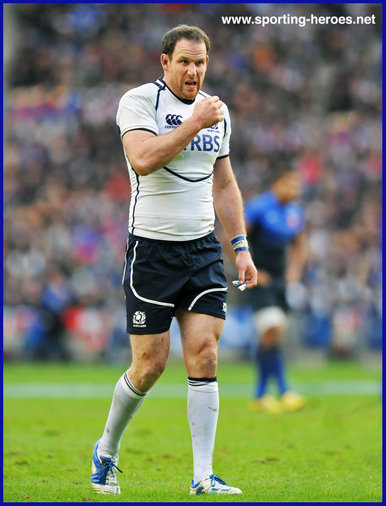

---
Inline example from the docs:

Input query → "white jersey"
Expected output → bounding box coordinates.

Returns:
[116,78,231,241]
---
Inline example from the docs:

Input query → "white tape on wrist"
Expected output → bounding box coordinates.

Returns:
[230,235,249,253]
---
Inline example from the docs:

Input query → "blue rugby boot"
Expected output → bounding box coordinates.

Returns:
[90,440,122,494]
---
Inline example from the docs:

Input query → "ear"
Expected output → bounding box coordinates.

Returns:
[160,53,169,72]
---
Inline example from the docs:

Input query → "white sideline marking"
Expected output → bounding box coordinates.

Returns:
[3,381,381,399]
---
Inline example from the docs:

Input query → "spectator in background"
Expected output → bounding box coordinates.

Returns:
[245,171,308,413]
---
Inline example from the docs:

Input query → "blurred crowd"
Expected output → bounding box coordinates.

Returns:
[4,3,382,361]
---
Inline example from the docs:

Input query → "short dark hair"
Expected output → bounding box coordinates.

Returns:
[162,25,210,58]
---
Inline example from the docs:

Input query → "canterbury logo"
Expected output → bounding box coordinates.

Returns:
[165,114,183,126]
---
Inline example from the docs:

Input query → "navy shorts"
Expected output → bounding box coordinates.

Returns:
[122,232,228,335]
[248,277,288,312]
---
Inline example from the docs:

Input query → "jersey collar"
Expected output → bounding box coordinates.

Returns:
[157,77,195,105]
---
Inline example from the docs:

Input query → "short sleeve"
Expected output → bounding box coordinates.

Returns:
[116,90,159,138]
[217,104,231,158]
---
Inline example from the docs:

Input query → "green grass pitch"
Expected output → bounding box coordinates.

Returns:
[3,360,382,502]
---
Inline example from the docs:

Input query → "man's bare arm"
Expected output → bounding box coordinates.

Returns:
[213,156,258,289]
[122,96,223,175]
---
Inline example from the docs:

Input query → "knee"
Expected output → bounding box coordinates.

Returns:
[142,355,167,381]
[261,325,284,346]
[193,344,218,375]
[129,354,167,391]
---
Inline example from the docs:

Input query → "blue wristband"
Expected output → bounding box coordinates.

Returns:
[231,235,249,253]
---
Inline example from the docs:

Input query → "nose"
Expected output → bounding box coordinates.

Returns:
[187,63,196,76]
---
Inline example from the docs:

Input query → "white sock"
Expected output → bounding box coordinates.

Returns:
[98,372,148,458]
[187,377,219,484]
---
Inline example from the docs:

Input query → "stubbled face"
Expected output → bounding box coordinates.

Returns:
[161,38,208,100]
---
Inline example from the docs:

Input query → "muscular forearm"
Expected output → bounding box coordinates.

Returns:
[215,183,253,274]
[213,174,247,240]
[123,95,224,176]
[213,157,258,289]
[125,116,202,175]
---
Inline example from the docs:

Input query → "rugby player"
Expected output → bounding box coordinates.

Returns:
[90,25,257,496]
[245,171,307,414]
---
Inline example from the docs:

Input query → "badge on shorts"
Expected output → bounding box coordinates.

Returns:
[133,311,146,327]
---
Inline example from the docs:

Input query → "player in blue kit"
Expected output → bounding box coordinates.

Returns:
[245,171,307,414]
[90,25,257,496]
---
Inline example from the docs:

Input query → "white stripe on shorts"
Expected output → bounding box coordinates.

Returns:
[121,238,129,286]
[129,241,175,308]
[188,287,228,311]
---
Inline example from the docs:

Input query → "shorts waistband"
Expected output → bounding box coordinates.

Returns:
[128,231,216,246]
